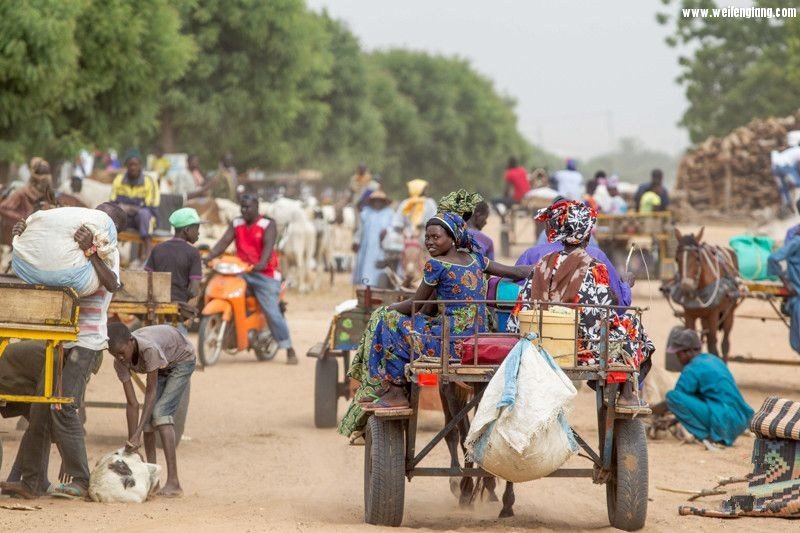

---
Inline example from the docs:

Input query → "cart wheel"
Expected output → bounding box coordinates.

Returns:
[157,381,190,449]
[364,416,405,526]
[198,314,224,366]
[607,418,648,531]
[314,357,339,428]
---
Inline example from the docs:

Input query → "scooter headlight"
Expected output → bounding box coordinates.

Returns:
[214,262,246,275]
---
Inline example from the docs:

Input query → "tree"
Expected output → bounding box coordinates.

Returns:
[0,0,193,167]
[659,0,800,142]
[160,0,334,169]
[583,137,679,185]
[365,50,546,197]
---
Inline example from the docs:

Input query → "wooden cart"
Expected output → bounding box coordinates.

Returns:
[594,211,676,280]
[361,299,649,530]
[0,282,80,470]
[307,286,413,428]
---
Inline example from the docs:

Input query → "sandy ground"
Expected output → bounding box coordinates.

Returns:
[2,218,800,532]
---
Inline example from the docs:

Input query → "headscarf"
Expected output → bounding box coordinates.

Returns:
[535,199,596,245]
[427,211,478,252]
[437,189,484,219]
[401,178,429,227]
[28,157,52,191]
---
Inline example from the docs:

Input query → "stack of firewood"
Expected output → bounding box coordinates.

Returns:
[675,110,800,214]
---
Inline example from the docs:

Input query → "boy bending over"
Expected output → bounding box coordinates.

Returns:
[108,323,196,497]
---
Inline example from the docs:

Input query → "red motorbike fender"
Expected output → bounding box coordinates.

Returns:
[202,299,233,321]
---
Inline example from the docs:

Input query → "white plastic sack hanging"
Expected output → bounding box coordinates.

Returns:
[465,334,578,483]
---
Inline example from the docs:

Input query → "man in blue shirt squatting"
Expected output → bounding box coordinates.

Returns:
[651,328,753,450]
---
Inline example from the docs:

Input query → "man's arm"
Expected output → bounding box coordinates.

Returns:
[126,369,159,450]
[254,220,277,271]
[205,224,235,262]
[187,249,203,300]
[768,238,800,278]
[74,225,120,292]
[121,379,140,439]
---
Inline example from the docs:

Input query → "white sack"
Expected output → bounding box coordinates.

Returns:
[465,336,578,483]
[88,449,161,503]
[11,207,118,296]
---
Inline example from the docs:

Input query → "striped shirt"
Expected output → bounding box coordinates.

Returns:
[65,254,120,351]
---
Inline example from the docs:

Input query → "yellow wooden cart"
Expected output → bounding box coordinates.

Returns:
[0,282,79,406]
[0,282,80,470]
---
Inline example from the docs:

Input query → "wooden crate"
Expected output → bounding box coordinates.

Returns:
[355,287,411,309]
[114,271,172,303]
[0,283,78,327]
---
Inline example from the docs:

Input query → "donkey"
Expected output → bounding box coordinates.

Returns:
[439,381,516,518]
[673,227,740,359]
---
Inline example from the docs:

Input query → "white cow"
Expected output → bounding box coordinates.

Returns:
[88,449,161,503]
[57,177,112,208]
[260,197,317,293]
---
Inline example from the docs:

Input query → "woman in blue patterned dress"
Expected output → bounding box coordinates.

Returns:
[339,211,531,433]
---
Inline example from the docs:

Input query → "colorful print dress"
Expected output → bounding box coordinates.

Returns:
[338,253,489,436]
[507,251,653,383]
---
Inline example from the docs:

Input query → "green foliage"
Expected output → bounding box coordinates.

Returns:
[583,137,679,185]
[162,0,334,169]
[2,1,551,198]
[0,0,193,163]
[659,0,800,142]
[364,50,542,197]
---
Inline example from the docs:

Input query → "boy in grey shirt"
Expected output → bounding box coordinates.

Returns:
[108,323,196,497]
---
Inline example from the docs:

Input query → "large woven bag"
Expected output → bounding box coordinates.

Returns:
[750,397,800,441]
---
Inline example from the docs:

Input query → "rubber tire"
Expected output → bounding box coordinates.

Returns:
[254,331,279,362]
[314,357,339,428]
[156,381,190,449]
[607,418,648,531]
[198,314,224,367]
[364,416,405,526]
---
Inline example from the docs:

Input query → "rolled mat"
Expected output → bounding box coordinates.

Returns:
[750,397,800,441]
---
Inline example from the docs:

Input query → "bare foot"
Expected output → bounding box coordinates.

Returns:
[157,483,183,498]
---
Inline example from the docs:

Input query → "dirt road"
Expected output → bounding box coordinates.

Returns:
[1,221,799,532]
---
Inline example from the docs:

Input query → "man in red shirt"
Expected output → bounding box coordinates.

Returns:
[504,156,531,203]
[205,194,297,364]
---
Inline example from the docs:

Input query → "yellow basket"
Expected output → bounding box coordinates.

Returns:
[517,307,577,368]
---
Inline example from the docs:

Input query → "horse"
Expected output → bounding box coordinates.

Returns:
[672,227,740,359]
[439,381,516,518]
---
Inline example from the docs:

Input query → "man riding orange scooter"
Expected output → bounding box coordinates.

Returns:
[205,193,297,365]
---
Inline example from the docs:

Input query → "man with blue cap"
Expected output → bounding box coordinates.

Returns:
[145,207,203,331]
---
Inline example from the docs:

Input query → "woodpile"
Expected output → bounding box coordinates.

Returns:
[675,110,800,215]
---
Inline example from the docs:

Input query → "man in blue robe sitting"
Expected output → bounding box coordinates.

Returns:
[652,328,753,449]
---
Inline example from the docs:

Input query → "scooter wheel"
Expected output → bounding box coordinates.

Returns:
[198,314,225,366]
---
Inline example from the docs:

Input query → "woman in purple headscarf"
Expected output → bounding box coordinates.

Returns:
[341,212,531,416]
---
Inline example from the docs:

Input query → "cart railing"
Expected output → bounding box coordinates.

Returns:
[408,298,645,382]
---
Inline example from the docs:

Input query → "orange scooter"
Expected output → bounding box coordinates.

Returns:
[198,255,283,366]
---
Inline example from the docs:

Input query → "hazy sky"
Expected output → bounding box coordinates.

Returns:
[307,0,691,160]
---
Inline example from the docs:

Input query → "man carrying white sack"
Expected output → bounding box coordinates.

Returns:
[10,205,124,297]
[1,203,126,500]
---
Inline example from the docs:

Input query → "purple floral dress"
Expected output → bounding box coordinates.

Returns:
[366,253,489,384]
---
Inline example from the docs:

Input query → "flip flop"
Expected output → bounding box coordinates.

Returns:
[50,483,87,500]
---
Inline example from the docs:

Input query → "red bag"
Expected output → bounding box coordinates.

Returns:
[459,335,519,365]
